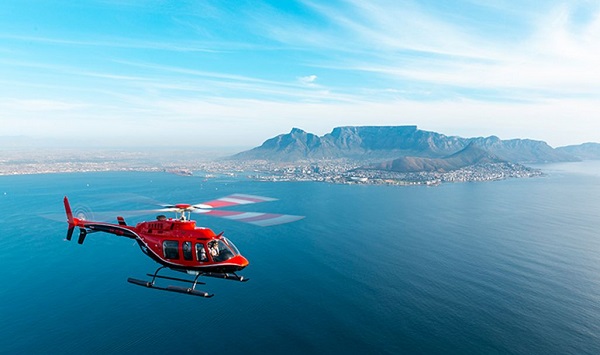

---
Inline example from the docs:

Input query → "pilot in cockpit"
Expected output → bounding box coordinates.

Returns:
[208,240,219,258]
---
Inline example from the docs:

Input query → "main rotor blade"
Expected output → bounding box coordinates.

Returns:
[193,209,304,227]
[194,194,277,209]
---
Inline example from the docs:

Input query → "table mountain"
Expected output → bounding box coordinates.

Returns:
[229,126,577,163]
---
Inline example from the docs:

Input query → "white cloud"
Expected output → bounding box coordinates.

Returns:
[298,74,318,87]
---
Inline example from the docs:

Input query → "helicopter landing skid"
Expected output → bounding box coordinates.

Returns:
[201,271,249,282]
[127,266,214,298]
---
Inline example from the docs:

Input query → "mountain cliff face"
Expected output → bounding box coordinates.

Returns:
[254,128,324,160]
[229,126,578,163]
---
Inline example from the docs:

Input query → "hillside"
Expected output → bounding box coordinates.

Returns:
[556,143,600,160]
[368,143,506,173]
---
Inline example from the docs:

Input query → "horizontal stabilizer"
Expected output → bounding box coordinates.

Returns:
[77,228,87,244]
[66,226,75,241]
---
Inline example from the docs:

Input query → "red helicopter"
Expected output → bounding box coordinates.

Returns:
[63,193,304,298]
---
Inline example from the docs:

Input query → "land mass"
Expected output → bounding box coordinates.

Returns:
[1,126,599,186]
[227,125,599,185]
[556,143,600,160]
[367,142,504,172]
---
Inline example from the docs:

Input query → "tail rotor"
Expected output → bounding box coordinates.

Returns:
[64,196,88,244]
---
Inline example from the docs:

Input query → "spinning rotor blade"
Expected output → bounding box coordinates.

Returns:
[57,193,303,227]
[194,194,277,209]
[193,209,304,227]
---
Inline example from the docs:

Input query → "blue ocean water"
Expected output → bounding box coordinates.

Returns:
[1,161,600,354]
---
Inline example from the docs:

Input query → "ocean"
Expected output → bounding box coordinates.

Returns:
[1,161,599,354]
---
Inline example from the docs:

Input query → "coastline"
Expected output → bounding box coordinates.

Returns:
[0,157,542,186]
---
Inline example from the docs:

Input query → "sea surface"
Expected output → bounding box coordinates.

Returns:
[1,161,599,354]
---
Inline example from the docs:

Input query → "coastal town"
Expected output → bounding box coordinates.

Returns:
[237,160,542,185]
[0,149,542,186]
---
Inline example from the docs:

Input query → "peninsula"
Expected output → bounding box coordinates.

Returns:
[2,126,599,186]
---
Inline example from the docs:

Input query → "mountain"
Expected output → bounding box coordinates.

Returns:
[467,136,574,163]
[229,126,577,163]
[244,128,324,161]
[367,143,506,173]
[556,143,600,160]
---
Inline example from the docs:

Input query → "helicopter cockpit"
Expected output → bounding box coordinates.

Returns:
[207,237,240,262]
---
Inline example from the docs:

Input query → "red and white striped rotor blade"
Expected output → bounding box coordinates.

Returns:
[194,194,277,209]
[194,209,304,227]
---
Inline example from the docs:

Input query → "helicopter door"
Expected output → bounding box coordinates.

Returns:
[195,243,208,262]
[183,241,193,261]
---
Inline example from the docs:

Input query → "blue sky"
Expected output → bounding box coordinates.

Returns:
[1,0,599,148]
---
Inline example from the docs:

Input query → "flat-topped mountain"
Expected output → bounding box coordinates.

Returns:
[230,126,576,163]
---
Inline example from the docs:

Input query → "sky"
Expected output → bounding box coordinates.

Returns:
[1,0,600,148]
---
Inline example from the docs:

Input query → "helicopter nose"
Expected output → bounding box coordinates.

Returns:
[239,255,249,268]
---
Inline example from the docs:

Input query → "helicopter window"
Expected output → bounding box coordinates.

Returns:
[195,243,208,262]
[208,240,235,262]
[183,241,192,261]
[163,240,179,260]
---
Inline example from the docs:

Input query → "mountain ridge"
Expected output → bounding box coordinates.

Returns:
[229,125,581,164]
[555,143,600,160]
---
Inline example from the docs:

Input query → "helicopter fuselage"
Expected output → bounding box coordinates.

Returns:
[81,217,249,274]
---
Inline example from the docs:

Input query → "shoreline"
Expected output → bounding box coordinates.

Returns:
[0,159,543,186]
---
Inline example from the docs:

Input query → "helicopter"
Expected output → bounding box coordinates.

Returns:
[63,194,304,298]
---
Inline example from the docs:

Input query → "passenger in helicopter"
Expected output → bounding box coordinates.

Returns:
[199,245,207,261]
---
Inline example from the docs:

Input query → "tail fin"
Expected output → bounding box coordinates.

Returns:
[63,196,87,244]
[64,196,75,241]
[64,196,74,225]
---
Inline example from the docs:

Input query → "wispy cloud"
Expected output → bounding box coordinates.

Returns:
[271,0,600,100]
[0,34,222,53]
[1,0,599,146]
[297,74,318,87]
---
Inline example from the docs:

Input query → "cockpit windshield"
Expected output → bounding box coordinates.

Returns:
[207,238,238,262]
[222,237,240,255]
